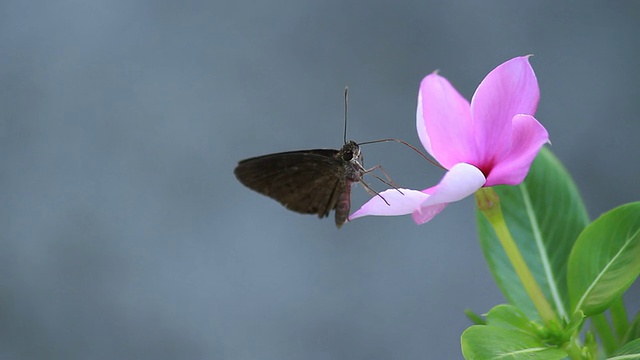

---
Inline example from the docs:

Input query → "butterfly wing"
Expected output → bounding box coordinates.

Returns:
[234,150,348,219]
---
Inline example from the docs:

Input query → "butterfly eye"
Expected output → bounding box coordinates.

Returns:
[343,151,353,161]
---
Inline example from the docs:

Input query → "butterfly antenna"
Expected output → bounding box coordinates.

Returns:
[343,86,349,145]
[358,138,446,170]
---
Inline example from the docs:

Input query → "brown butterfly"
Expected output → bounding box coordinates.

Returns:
[234,140,366,228]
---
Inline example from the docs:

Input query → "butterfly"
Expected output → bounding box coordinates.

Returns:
[233,140,365,228]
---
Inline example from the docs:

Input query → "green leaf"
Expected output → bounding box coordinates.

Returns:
[465,309,487,325]
[593,312,618,355]
[568,202,640,316]
[485,304,538,336]
[461,325,567,360]
[477,147,589,319]
[609,338,640,359]
[612,296,631,341]
[623,312,640,345]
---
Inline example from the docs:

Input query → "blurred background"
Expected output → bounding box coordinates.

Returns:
[2,1,640,359]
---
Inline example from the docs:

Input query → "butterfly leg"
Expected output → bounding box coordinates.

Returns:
[363,165,404,195]
[359,178,391,206]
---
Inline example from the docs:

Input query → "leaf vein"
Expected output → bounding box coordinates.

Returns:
[575,235,634,312]
[496,346,550,358]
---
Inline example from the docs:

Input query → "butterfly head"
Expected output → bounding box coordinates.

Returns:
[339,141,363,165]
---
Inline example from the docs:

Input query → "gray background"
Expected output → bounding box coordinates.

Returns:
[3,1,640,359]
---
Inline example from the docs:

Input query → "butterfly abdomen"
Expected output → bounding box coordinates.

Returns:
[334,182,352,228]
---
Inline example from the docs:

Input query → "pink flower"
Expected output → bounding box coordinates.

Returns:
[350,56,549,224]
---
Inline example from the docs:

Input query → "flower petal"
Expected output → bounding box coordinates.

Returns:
[349,188,430,220]
[485,114,550,186]
[412,163,486,224]
[470,56,540,164]
[411,202,448,224]
[417,73,474,169]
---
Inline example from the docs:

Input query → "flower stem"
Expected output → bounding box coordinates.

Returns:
[475,188,557,325]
